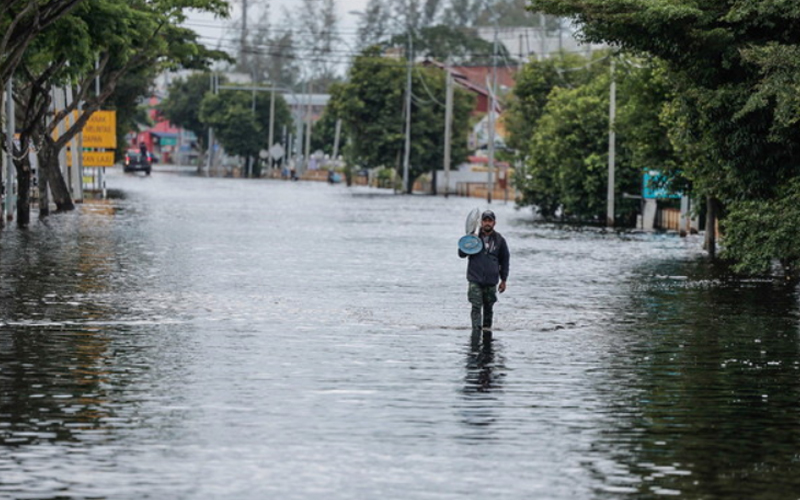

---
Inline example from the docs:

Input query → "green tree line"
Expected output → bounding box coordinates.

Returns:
[505,0,800,276]
[1,0,228,227]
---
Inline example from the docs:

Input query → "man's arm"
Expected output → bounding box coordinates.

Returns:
[498,238,510,292]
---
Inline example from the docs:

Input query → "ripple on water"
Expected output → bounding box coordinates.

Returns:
[1,172,800,498]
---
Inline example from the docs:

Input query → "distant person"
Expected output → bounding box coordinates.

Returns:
[139,142,149,163]
[458,210,510,336]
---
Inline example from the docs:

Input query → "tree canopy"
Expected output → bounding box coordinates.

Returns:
[512,51,676,224]
[530,0,800,272]
[328,46,474,192]
[2,0,229,224]
[199,83,293,167]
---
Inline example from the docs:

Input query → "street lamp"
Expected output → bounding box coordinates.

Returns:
[350,11,412,193]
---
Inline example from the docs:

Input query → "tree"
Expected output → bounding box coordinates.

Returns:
[254,30,301,89]
[504,50,605,151]
[309,99,340,157]
[441,0,482,27]
[530,0,800,271]
[356,0,391,49]
[0,0,84,87]
[722,178,800,276]
[330,46,474,192]
[515,55,667,224]
[5,0,228,225]
[199,85,293,176]
[160,72,221,153]
[294,0,340,90]
[388,24,509,65]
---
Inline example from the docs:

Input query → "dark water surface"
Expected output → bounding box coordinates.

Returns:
[1,169,799,499]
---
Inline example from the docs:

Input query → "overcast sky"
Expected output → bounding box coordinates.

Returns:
[185,0,370,52]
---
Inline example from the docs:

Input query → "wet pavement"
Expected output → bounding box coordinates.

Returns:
[1,167,799,499]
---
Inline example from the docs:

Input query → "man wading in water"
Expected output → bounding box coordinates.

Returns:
[458,210,510,339]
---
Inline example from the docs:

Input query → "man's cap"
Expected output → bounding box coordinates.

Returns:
[481,210,496,221]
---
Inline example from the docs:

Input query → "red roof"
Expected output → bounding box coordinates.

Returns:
[421,59,515,114]
[452,65,516,90]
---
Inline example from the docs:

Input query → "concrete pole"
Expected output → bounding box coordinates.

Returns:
[240,0,248,66]
[443,58,454,199]
[95,56,104,198]
[267,86,275,168]
[539,12,546,61]
[332,118,342,161]
[486,28,498,204]
[402,29,412,194]
[304,85,312,174]
[607,59,616,228]
[65,86,82,202]
[206,73,215,176]
[680,195,690,237]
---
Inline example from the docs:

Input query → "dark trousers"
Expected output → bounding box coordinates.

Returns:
[468,282,497,332]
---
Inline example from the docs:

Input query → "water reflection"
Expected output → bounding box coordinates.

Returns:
[458,331,504,437]
[3,170,800,498]
[589,258,800,498]
[466,330,499,394]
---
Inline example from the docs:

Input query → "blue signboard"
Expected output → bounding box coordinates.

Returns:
[643,171,681,199]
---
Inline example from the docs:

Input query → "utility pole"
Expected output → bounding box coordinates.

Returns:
[402,29,412,194]
[267,85,276,169]
[332,118,342,161]
[486,27,498,204]
[95,56,105,199]
[539,12,547,61]
[240,0,248,67]
[443,57,454,199]
[304,84,312,174]
[206,73,217,176]
[65,85,82,202]
[607,59,617,228]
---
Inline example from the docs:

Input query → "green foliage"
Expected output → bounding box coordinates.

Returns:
[514,54,668,224]
[388,25,510,65]
[617,58,685,193]
[329,47,474,192]
[199,85,293,160]
[722,178,800,276]
[160,72,219,150]
[531,0,800,271]
[309,99,340,156]
[504,51,609,151]
[13,0,230,149]
[517,73,636,222]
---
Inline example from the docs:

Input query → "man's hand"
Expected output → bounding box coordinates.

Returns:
[498,281,506,293]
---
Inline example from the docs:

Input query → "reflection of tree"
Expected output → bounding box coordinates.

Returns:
[0,210,123,446]
[590,258,800,497]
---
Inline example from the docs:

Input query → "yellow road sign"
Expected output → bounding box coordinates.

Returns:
[67,150,115,168]
[81,110,117,149]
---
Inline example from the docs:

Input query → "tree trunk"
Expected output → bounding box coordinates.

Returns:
[14,156,31,227]
[39,171,50,218]
[704,195,718,259]
[0,147,4,229]
[39,145,74,212]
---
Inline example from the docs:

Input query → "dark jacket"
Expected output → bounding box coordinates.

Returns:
[459,230,509,286]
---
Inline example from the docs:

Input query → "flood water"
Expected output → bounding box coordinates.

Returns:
[1,167,800,499]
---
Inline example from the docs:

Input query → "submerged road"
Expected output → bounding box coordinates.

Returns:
[1,167,799,499]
